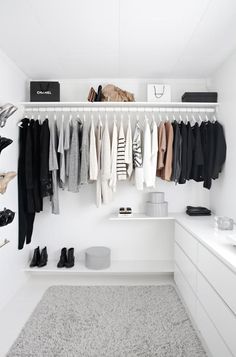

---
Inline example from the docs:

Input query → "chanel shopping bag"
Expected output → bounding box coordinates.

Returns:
[30,81,60,102]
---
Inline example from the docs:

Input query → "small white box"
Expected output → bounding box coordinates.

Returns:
[147,84,171,102]
[146,201,168,217]
[149,192,165,204]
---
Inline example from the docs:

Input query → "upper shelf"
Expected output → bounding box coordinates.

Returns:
[20,101,219,110]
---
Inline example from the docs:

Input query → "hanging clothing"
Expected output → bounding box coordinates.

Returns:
[109,120,118,192]
[171,121,182,183]
[125,118,133,179]
[160,121,173,181]
[68,120,80,192]
[24,120,34,214]
[18,119,35,250]
[212,121,226,180]
[133,121,144,190]
[40,119,52,198]
[49,119,59,214]
[31,120,42,212]
[150,119,158,188]
[156,122,166,176]
[186,122,194,181]
[190,123,204,182]
[178,122,188,184]
[143,119,152,187]
[117,120,127,181]
[65,120,71,179]
[201,122,214,189]
[80,121,89,185]
[89,119,98,181]
[57,117,66,188]
[96,119,103,207]
[101,119,112,204]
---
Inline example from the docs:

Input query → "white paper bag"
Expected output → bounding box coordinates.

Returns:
[147,84,171,102]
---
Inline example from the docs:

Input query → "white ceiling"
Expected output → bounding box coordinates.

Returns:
[0,0,236,79]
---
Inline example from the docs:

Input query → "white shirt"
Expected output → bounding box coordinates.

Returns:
[101,119,112,204]
[143,119,152,187]
[125,117,133,178]
[150,119,158,187]
[89,119,98,181]
[109,120,118,192]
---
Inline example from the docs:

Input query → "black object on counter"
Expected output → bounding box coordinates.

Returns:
[186,206,211,216]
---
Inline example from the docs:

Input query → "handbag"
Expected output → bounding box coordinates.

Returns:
[30,81,60,102]
[147,84,171,102]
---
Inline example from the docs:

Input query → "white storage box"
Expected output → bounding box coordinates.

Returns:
[146,201,168,217]
[85,246,111,270]
[149,192,165,204]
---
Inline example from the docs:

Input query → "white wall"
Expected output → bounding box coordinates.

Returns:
[210,51,236,221]
[30,79,210,264]
[0,49,28,311]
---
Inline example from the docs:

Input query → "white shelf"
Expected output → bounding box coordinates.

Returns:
[24,260,174,274]
[109,213,176,221]
[20,101,218,109]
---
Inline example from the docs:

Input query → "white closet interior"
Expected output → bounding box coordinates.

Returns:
[0,0,236,356]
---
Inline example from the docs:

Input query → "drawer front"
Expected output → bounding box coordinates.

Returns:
[196,300,232,357]
[175,243,197,292]
[197,272,236,356]
[174,263,197,321]
[198,244,236,315]
[175,223,198,264]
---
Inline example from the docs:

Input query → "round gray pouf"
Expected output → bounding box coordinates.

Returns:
[85,246,111,270]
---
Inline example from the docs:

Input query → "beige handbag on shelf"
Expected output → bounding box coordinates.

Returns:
[102,84,135,102]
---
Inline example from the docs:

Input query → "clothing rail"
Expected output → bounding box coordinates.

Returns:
[20,101,218,113]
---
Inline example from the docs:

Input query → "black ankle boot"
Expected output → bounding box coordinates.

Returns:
[30,246,40,267]
[57,248,67,268]
[65,248,74,268]
[38,247,48,267]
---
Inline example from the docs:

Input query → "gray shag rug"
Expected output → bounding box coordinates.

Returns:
[8,285,206,357]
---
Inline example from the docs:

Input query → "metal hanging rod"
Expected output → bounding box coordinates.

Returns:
[23,107,216,113]
[20,101,218,110]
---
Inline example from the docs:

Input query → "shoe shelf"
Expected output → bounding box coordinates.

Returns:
[109,213,176,221]
[24,260,174,274]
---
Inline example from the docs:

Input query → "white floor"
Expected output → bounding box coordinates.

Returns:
[0,274,173,357]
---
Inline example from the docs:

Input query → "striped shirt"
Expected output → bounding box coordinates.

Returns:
[117,120,127,180]
[133,122,143,168]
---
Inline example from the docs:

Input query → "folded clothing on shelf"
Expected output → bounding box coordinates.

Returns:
[186,206,211,216]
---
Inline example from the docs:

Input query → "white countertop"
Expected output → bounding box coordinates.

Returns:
[174,213,236,273]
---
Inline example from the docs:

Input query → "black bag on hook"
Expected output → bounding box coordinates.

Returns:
[30,81,60,102]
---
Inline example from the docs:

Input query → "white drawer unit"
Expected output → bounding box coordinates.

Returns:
[175,243,197,292]
[196,300,233,357]
[198,244,236,315]
[174,263,197,321]
[197,272,236,356]
[175,223,198,264]
[174,218,236,357]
